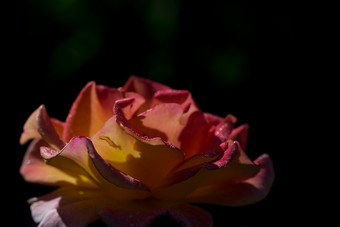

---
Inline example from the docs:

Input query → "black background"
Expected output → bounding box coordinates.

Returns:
[4,0,312,226]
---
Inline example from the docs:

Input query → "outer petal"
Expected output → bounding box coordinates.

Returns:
[186,153,274,206]
[20,139,96,188]
[41,136,150,193]
[29,188,103,227]
[63,82,121,142]
[20,105,66,150]
[97,200,213,227]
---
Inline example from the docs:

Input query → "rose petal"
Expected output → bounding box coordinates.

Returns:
[229,124,249,150]
[123,76,170,113]
[20,106,65,150]
[122,91,146,119]
[20,106,41,145]
[41,136,150,192]
[30,188,102,226]
[97,200,213,227]
[153,141,262,201]
[152,89,198,113]
[214,114,237,142]
[92,101,185,189]
[203,112,224,126]
[153,90,190,105]
[29,187,101,223]
[128,103,184,148]
[86,139,150,191]
[123,76,170,99]
[50,118,65,138]
[186,153,274,206]
[179,110,212,157]
[158,141,238,188]
[63,82,121,142]
[20,139,97,188]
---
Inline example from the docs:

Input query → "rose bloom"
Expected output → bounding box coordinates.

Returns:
[20,76,274,227]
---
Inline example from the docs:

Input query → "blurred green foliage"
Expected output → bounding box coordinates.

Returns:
[22,0,292,87]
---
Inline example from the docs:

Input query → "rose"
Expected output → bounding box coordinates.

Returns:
[20,76,274,227]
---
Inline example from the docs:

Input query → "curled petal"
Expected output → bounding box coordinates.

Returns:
[41,136,150,191]
[63,82,121,142]
[86,140,150,191]
[214,114,237,142]
[123,76,170,99]
[203,112,224,127]
[128,102,184,149]
[20,139,96,188]
[97,200,213,227]
[122,92,146,119]
[123,76,171,113]
[153,90,190,105]
[152,89,197,113]
[160,141,238,187]
[229,124,249,150]
[20,105,65,150]
[20,107,41,145]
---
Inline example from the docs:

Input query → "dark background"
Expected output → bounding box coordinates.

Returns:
[5,0,303,226]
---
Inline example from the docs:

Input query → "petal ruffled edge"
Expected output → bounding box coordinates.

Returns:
[20,105,66,150]
[186,153,275,207]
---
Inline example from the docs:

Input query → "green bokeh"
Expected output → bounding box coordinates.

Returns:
[210,49,248,86]
[22,0,293,87]
[50,25,104,77]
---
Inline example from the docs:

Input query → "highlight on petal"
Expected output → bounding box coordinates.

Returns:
[97,200,213,227]
[41,136,150,192]
[92,113,185,190]
[86,139,150,191]
[92,100,185,189]
[20,139,97,188]
[29,188,103,226]
[63,82,122,142]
